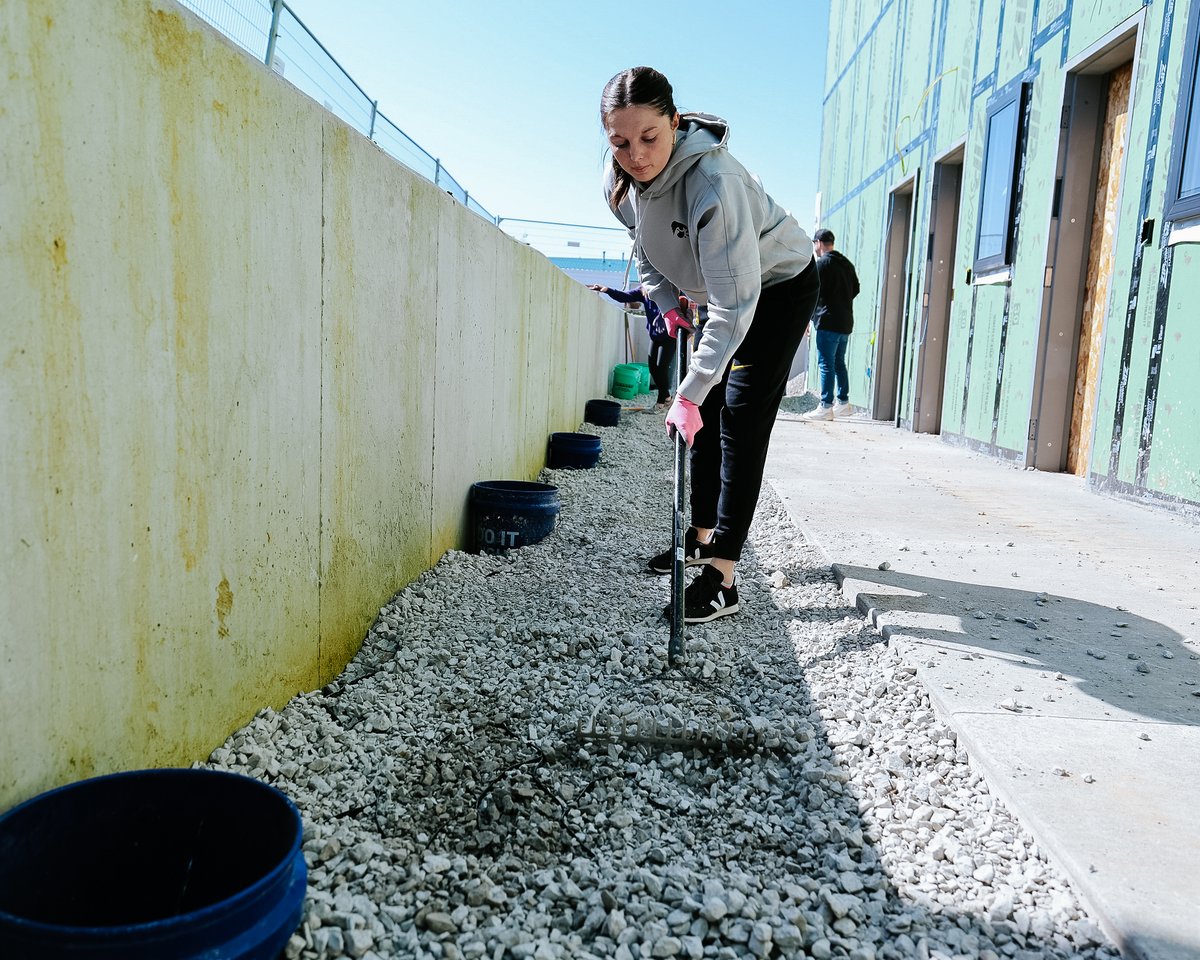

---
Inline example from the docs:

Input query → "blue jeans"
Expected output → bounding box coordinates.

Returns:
[815,329,850,406]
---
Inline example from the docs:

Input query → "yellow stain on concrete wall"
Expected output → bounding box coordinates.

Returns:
[0,0,621,812]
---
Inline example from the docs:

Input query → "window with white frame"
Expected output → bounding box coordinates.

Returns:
[974,83,1030,274]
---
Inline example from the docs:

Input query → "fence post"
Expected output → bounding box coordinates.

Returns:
[368,100,378,140]
[264,0,284,67]
[433,158,442,188]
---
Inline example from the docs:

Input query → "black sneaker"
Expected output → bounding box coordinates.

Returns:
[646,528,714,575]
[663,565,739,623]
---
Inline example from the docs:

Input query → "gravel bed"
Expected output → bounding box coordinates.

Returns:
[204,403,1120,960]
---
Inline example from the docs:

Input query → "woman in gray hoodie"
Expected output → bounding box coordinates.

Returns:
[601,66,819,624]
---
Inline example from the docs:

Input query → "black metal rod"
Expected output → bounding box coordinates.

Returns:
[668,325,690,666]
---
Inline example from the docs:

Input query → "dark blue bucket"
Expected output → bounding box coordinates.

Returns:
[584,398,621,427]
[0,768,306,960]
[470,480,560,552]
[548,432,601,469]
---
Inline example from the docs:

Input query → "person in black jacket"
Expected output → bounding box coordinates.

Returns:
[804,228,860,421]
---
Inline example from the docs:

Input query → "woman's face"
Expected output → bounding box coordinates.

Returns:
[604,105,679,184]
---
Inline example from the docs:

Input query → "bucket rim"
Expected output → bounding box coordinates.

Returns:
[0,767,303,937]
[471,479,559,494]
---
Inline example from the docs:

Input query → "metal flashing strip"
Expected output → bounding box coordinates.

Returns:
[972,267,1013,285]
[1109,0,1178,482]
[1167,217,1200,243]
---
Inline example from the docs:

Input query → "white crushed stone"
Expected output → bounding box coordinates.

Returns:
[203,404,1120,960]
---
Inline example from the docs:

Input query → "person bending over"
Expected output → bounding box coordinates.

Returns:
[588,284,677,406]
[600,66,819,624]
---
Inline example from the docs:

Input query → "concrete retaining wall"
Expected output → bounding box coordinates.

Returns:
[0,0,622,809]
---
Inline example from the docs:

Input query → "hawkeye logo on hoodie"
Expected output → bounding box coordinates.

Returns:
[670,220,689,239]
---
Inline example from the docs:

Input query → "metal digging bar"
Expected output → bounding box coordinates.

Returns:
[571,302,798,757]
[668,312,691,667]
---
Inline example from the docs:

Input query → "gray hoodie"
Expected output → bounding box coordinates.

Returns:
[607,113,813,403]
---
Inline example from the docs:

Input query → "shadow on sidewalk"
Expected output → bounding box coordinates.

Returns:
[832,565,1200,727]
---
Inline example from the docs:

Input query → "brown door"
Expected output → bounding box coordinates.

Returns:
[1068,62,1131,475]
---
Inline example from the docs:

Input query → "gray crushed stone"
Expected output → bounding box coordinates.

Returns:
[203,402,1120,960]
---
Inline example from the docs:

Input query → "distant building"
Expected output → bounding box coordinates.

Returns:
[819,0,1200,513]
[550,257,638,290]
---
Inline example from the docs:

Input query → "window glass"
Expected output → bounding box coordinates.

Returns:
[976,100,1019,265]
[1178,44,1200,202]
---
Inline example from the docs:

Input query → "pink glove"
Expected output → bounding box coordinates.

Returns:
[665,396,703,447]
[663,308,694,338]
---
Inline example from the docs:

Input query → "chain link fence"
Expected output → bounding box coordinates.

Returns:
[177,0,498,222]
[176,0,631,257]
[497,219,634,262]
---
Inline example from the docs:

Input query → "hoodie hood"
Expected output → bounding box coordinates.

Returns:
[638,113,728,198]
[603,111,812,405]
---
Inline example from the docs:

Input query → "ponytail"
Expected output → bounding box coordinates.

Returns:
[609,156,633,214]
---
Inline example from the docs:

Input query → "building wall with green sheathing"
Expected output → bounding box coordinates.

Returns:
[819,0,1200,510]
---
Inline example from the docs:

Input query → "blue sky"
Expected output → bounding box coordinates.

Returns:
[288,1,831,231]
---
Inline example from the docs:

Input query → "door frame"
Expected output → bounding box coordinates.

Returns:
[913,141,966,434]
[873,173,919,422]
[1027,12,1144,471]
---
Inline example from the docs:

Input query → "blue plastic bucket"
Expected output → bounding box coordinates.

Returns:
[547,432,601,469]
[470,480,560,552]
[0,768,306,960]
[584,398,621,427]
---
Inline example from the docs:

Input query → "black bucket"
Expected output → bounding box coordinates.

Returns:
[584,398,621,427]
[547,432,601,469]
[470,480,560,552]
[0,768,306,960]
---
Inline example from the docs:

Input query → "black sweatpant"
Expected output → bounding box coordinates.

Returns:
[648,338,677,403]
[689,262,820,561]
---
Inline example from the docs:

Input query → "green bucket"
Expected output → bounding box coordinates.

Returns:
[612,364,640,399]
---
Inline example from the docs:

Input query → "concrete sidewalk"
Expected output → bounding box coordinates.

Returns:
[764,408,1200,960]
